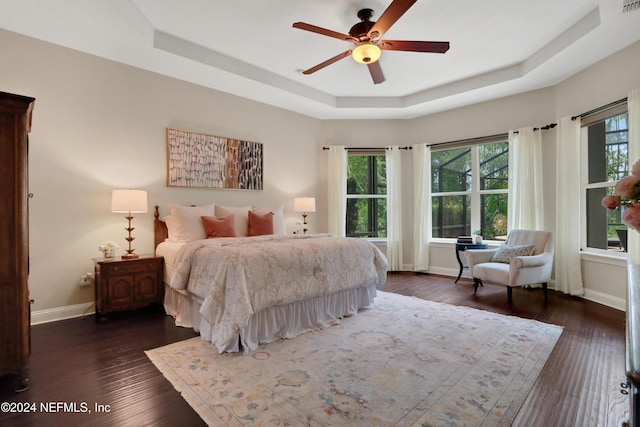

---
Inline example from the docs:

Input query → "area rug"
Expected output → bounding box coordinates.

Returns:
[146,291,562,426]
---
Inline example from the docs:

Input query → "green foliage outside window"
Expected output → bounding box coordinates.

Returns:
[431,142,509,239]
[346,155,387,238]
[479,143,509,239]
[431,148,471,193]
[605,114,629,182]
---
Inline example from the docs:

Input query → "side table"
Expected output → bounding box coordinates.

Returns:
[455,242,488,283]
[93,254,164,319]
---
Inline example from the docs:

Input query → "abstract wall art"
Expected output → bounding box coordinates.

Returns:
[166,128,263,190]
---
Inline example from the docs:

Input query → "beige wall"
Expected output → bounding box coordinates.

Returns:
[1,29,323,319]
[2,28,639,319]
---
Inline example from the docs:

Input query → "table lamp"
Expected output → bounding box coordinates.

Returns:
[294,197,316,234]
[111,189,148,259]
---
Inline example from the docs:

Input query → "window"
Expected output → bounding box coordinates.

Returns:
[431,141,509,239]
[582,111,629,252]
[346,153,387,238]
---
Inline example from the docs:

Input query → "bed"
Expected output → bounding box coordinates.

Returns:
[154,204,388,353]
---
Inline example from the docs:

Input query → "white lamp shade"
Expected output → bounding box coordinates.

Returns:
[294,197,316,213]
[111,189,148,213]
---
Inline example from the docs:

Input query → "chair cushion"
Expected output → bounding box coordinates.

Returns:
[473,262,510,284]
[491,244,535,263]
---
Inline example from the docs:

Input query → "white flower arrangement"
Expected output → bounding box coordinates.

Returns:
[98,241,120,253]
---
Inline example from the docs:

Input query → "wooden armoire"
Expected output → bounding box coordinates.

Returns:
[0,92,34,391]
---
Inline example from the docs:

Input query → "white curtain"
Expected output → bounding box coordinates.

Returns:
[413,144,431,271]
[508,127,544,230]
[327,146,347,237]
[628,89,640,264]
[555,116,584,295]
[386,146,403,270]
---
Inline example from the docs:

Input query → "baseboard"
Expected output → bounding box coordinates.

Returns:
[31,302,95,325]
[388,263,419,272]
[582,288,626,311]
[425,266,470,278]
[30,278,626,325]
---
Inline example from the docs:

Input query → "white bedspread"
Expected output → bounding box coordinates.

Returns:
[158,234,387,351]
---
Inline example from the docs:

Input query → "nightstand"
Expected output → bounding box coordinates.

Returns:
[93,254,164,318]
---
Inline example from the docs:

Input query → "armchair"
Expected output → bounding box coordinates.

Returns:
[464,229,554,304]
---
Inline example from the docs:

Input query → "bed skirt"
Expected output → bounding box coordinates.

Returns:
[163,284,378,353]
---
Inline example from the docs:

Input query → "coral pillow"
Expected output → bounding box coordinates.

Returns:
[248,210,274,236]
[201,215,237,238]
[253,206,286,235]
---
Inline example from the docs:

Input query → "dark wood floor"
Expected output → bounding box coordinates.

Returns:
[0,272,629,426]
[386,272,629,427]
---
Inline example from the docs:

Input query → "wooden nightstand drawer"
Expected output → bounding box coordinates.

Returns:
[102,259,161,276]
[93,255,164,318]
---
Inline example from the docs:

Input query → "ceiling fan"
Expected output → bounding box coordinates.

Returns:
[292,0,450,84]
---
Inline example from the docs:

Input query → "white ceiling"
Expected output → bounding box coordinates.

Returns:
[1,0,639,119]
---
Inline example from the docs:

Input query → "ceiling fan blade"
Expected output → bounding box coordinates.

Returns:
[368,61,385,84]
[368,0,417,41]
[302,50,352,75]
[293,22,356,43]
[380,40,450,53]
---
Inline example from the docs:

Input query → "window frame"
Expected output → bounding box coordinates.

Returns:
[345,150,387,240]
[580,106,630,257]
[430,139,509,242]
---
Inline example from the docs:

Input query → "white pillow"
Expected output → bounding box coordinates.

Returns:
[215,205,251,237]
[252,205,286,235]
[168,203,215,242]
[163,215,178,242]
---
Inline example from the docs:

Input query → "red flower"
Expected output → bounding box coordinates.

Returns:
[601,160,640,231]
[601,195,619,210]
[615,175,640,199]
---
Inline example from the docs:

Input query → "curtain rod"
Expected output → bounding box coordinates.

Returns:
[513,122,557,134]
[426,133,507,148]
[322,146,412,151]
[427,122,557,148]
[571,97,628,120]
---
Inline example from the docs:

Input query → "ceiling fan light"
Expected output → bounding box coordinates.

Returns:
[352,43,381,64]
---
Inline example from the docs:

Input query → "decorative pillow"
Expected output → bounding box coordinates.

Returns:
[201,215,237,238]
[163,215,178,242]
[252,205,286,235]
[491,244,536,264]
[215,205,251,237]
[168,203,215,242]
[248,210,274,236]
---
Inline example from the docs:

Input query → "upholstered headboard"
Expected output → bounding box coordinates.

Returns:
[153,205,168,249]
